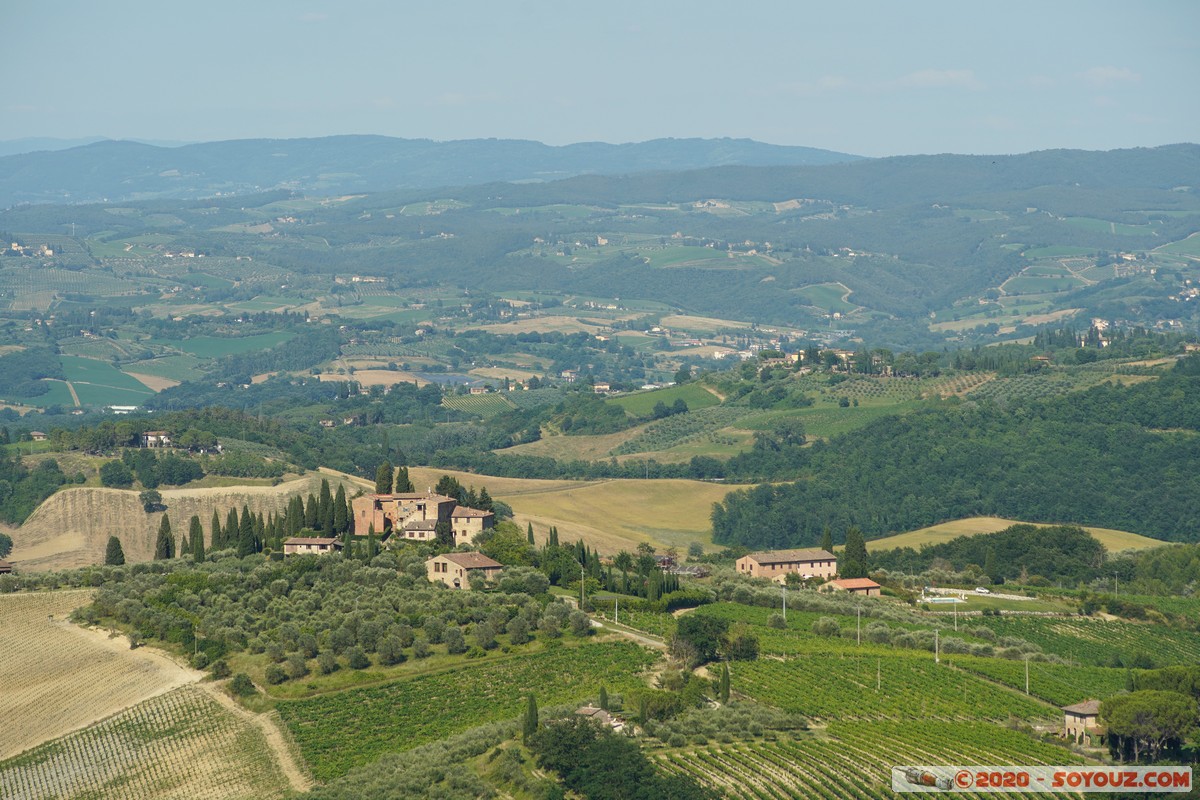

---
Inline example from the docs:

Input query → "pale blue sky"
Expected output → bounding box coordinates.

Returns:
[4,1,1197,156]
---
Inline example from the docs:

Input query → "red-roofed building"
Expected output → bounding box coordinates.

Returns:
[736,549,837,581]
[822,578,881,596]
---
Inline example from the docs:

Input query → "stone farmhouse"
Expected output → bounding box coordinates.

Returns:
[282,536,344,556]
[351,491,495,545]
[1063,700,1104,745]
[426,551,503,590]
[736,549,837,581]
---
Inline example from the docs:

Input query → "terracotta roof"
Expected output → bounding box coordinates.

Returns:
[284,537,341,546]
[403,519,438,531]
[379,492,457,503]
[830,578,881,590]
[439,552,503,570]
[0,559,13,572]
[1063,700,1102,716]
[747,548,836,564]
[451,507,493,518]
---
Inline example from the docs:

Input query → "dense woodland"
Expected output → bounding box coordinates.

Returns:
[712,358,1200,547]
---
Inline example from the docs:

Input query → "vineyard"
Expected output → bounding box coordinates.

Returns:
[0,687,289,800]
[611,406,751,455]
[652,720,1081,800]
[441,392,517,417]
[0,590,198,761]
[965,372,1108,403]
[732,654,1054,721]
[954,656,1128,707]
[973,615,1200,668]
[277,640,657,780]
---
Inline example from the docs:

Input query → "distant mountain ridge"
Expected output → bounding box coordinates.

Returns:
[0,135,862,207]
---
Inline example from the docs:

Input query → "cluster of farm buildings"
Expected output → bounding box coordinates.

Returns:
[281,490,501,589]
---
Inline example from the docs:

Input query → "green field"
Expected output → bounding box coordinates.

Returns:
[793,283,857,313]
[1022,245,1094,258]
[153,331,294,358]
[1004,273,1085,294]
[277,640,655,780]
[1156,233,1200,257]
[123,354,205,382]
[608,383,721,416]
[1064,217,1156,237]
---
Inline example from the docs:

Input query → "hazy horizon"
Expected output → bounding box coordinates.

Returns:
[6,1,1199,158]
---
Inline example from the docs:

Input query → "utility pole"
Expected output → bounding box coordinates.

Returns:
[581,563,586,609]
[934,629,940,664]
[877,658,881,692]
[954,600,958,631]
[782,585,787,623]
[857,606,861,645]
[614,597,618,626]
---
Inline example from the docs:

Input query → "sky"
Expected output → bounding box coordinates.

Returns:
[4,0,1197,157]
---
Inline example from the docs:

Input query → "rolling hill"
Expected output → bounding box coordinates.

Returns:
[0,135,860,207]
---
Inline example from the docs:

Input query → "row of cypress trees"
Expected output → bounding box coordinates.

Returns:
[104,479,361,565]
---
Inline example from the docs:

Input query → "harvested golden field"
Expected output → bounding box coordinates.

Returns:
[468,365,545,382]
[318,369,429,387]
[9,472,362,571]
[409,467,744,554]
[124,371,180,391]
[0,686,294,800]
[0,590,200,761]
[463,315,607,334]
[866,516,1166,553]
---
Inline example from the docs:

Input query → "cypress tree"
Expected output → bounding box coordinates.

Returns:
[154,515,174,560]
[304,493,318,529]
[333,484,348,533]
[375,460,393,494]
[193,520,206,561]
[477,487,494,512]
[984,547,999,583]
[254,512,265,552]
[395,466,413,493]
[224,508,239,548]
[288,496,304,535]
[719,663,731,703]
[188,515,203,557]
[238,505,255,557]
[842,527,869,579]
[599,686,608,711]
[210,510,223,550]
[366,527,377,561]
[522,693,538,744]
[820,527,833,554]
[638,694,649,725]
[318,479,333,527]
[527,522,534,545]
[105,536,125,566]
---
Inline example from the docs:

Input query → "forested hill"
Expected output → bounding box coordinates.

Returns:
[0,135,859,206]
[432,143,1200,209]
[711,357,1200,549]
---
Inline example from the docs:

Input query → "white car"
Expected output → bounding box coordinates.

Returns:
[975,587,991,594]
